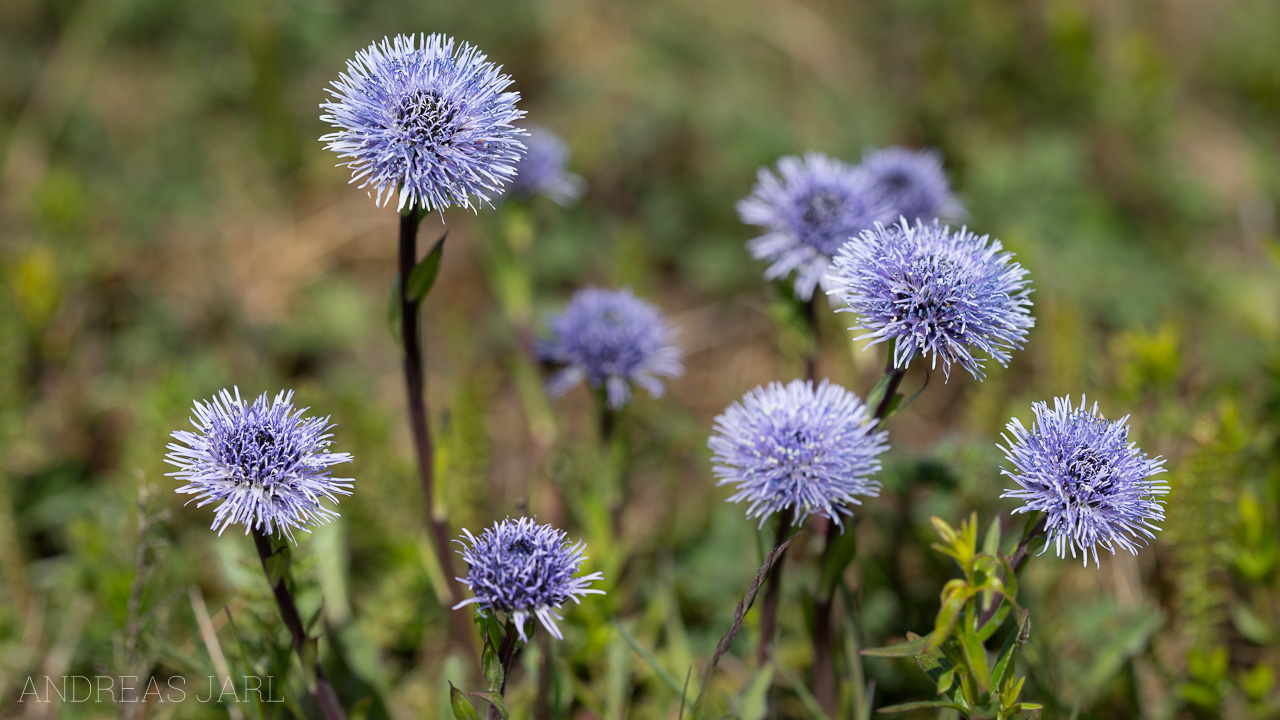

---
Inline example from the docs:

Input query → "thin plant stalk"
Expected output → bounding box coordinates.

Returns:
[251,530,346,720]
[398,208,474,658]
[977,514,1046,628]
[803,296,818,383]
[488,617,521,720]
[812,352,907,715]
[534,632,552,720]
[757,507,795,665]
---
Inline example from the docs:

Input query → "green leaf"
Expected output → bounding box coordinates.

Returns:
[449,683,480,720]
[611,618,683,695]
[930,590,969,649]
[877,700,968,713]
[387,277,401,340]
[482,641,504,692]
[936,668,956,694]
[913,632,950,682]
[300,637,319,690]
[407,233,447,302]
[958,621,991,693]
[265,546,290,587]
[862,632,935,657]
[930,516,959,544]
[305,600,325,635]
[737,663,774,720]
[992,609,1031,690]
[776,664,830,720]
[982,516,1002,556]
[865,372,896,415]
[469,691,510,720]
[819,524,859,597]
[349,697,374,720]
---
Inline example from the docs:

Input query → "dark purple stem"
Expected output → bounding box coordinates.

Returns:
[813,356,907,714]
[757,507,795,666]
[398,209,475,660]
[487,618,521,720]
[803,296,818,383]
[252,530,346,720]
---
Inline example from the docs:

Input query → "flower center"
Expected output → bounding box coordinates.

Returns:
[881,171,912,191]
[217,420,301,487]
[798,189,849,253]
[1064,446,1114,508]
[394,89,460,149]
[891,257,961,336]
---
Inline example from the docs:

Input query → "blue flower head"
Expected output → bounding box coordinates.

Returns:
[1000,396,1169,567]
[710,379,889,528]
[827,219,1034,380]
[737,153,891,302]
[504,125,584,206]
[860,146,964,224]
[538,287,684,410]
[166,388,354,542]
[454,517,605,641]
[320,34,526,213]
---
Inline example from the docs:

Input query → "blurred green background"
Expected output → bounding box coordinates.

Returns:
[3,0,1280,717]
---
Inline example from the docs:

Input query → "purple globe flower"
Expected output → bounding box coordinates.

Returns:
[538,288,684,410]
[737,153,892,302]
[827,219,1034,380]
[320,33,526,213]
[710,379,889,528]
[860,146,964,224]
[454,517,605,641]
[504,125,584,206]
[1000,396,1169,567]
[166,388,354,541]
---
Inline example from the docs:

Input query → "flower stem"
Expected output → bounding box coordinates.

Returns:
[803,296,818,383]
[812,354,907,714]
[251,530,346,720]
[810,517,843,715]
[977,514,1047,628]
[398,209,473,659]
[757,507,794,666]
[488,617,521,720]
[534,632,552,720]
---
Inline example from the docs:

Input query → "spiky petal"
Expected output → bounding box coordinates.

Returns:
[710,379,889,528]
[504,125,584,205]
[166,388,354,542]
[537,287,684,410]
[860,146,964,224]
[737,153,892,301]
[1000,396,1169,567]
[320,33,526,213]
[827,219,1034,381]
[454,517,605,641]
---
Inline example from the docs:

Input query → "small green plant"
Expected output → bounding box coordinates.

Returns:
[865,513,1043,719]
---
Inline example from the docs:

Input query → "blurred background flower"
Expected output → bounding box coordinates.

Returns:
[737,152,890,301]
[538,286,683,410]
[502,125,584,206]
[860,145,964,224]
